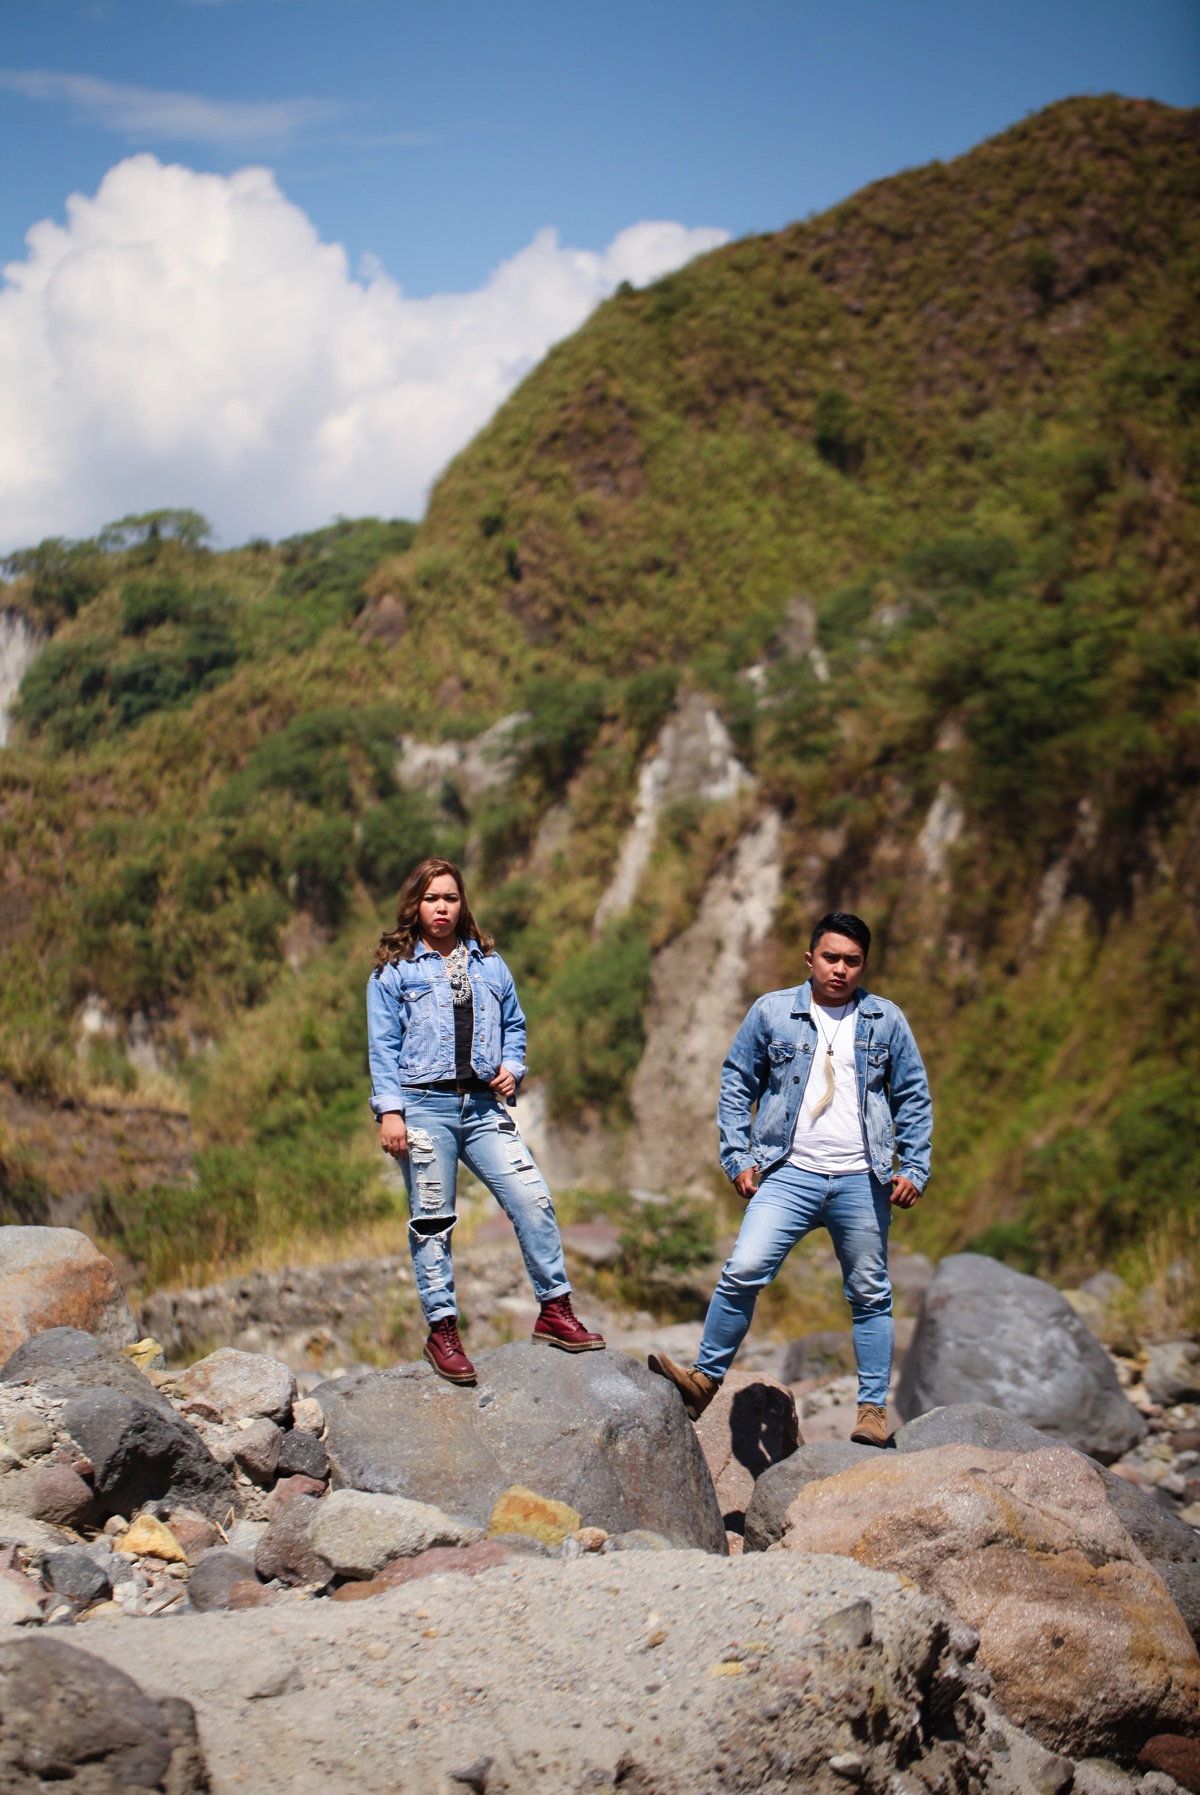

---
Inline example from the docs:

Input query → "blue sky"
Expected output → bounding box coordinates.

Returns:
[0,0,1196,548]
[4,0,1196,296]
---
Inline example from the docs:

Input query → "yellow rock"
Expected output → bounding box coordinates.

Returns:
[77,1600,123,1621]
[487,1485,581,1546]
[707,1660,745,1678]
[122,1338,167,1373]
[122,1514,187,1563]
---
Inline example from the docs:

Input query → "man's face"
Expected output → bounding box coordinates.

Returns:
[805,932,867,1005]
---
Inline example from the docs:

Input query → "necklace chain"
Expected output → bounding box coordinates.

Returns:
[812,998,853,1056]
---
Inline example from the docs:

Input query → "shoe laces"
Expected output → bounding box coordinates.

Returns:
[434,1317,465,1352]
[542,1294,576,1321]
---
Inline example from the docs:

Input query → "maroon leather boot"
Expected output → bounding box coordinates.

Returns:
[532,1294,606,1352]
[423,1316,476,1384]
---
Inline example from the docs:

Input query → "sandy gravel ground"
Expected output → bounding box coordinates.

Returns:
[17,1550,947,1794]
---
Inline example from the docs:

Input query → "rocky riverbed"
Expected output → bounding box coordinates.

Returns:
[0,1224,1198,1793]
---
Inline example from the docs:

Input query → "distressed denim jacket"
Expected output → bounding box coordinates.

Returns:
[366,939,528,1117]
[717,980,932,1190]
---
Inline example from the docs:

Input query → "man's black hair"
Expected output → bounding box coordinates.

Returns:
[809,911,871,958]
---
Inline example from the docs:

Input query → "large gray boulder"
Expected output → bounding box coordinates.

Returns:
[0,1633,208,1791]
[744,1441,879,1552]
[894,1401,1200,1646]
[895,1254,1146,1462]
[62,1386,235,1523]
[315,1343,727,1553]
[0,1227,137,1366]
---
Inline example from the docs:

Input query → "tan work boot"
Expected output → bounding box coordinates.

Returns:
[850,1402,890,1447]
[647,1352,720,1420]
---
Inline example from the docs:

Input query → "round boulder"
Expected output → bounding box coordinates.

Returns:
[174,1348,296,1424]
[314,1342,727,1553]
[895,1253,1145,1462]
[0,1228,137,1364]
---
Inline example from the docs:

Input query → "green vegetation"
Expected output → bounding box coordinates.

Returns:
[1,97,1197,1314]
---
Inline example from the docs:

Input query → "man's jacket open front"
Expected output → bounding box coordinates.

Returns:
[717,980,932,1189]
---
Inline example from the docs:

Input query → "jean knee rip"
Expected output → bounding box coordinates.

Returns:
[409,1214,456,1241]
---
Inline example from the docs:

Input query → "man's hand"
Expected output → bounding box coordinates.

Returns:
[380,1113,408,1158]
[734,1167,759,1202]
[891,1175,921,1209]
[489,1067,517,1100]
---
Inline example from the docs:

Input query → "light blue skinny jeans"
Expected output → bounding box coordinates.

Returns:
[697,1164,894,1404]
[398,1088,571,1325]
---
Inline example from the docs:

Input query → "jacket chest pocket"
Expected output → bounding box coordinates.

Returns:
[767,1041,797,1089]
[865,1044,889,1090]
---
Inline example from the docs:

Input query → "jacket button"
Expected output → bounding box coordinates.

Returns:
[794,1075,800,1084]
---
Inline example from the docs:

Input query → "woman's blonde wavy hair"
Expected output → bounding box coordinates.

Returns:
[372,857,494,968]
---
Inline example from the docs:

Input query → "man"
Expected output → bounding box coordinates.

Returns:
[649,911,931,1448]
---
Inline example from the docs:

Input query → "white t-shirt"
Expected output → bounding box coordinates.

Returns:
[788,996,871,1175]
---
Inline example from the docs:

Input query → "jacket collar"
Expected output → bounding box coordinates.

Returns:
[412,936,485,962]
[790,979,882,1019]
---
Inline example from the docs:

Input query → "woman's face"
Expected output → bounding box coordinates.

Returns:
[418,874,462,944]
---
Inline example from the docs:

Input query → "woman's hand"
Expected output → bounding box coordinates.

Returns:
[891,1175,921,1209]
[380,1112,408,1158]
[489,1067,517,1101]
[734,1166,759,1202]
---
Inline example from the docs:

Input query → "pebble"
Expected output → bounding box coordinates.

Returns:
[6,1414,53,1458]
[122,1515,188,1563]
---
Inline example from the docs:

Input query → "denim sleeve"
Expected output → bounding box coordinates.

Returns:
[495,956,528,1084]
[366,970,407,1118]
[889,1009,933,1190]
[718,1000,770,1183]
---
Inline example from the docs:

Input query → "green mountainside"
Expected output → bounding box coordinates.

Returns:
[1,96,1197,1320]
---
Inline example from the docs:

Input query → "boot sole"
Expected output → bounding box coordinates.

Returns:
[849,1429,890,1448]
[531,1332,606,1352]
[422,1345,477,1385]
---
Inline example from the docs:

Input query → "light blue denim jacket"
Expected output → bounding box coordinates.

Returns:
[366,939,528,1117]
[718,981,932,1190]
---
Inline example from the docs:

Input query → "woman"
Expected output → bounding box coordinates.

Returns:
[367,856,604,1384]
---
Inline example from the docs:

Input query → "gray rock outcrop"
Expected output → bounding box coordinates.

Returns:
[895,1253,1146,1461]
[316,1342,727,1552]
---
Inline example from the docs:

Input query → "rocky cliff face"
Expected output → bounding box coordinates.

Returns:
[0,611,42,748]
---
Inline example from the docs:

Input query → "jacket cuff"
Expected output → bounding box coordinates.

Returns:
[724,1154,757,1183]
[502,1061,527,1085]
[897,1168,926,1193]
[372,1093,406,1119]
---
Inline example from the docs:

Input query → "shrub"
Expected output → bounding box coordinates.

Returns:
[2,538,107,628]
[517,678,609,792]
[356,792,439,897]
[285,816,355,926]
[120,577,192,635]
[813,387,865,474]
[535,927,652,1119]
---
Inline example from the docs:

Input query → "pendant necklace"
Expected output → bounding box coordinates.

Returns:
[809,999,854,1121]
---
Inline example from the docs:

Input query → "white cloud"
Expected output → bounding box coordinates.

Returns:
[0,156,728,549]
[0,69,339,145]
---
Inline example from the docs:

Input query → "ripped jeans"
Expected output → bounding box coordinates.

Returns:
[398,1088,571,1325]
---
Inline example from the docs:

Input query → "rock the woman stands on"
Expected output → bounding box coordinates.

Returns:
[366,856,604,1383]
